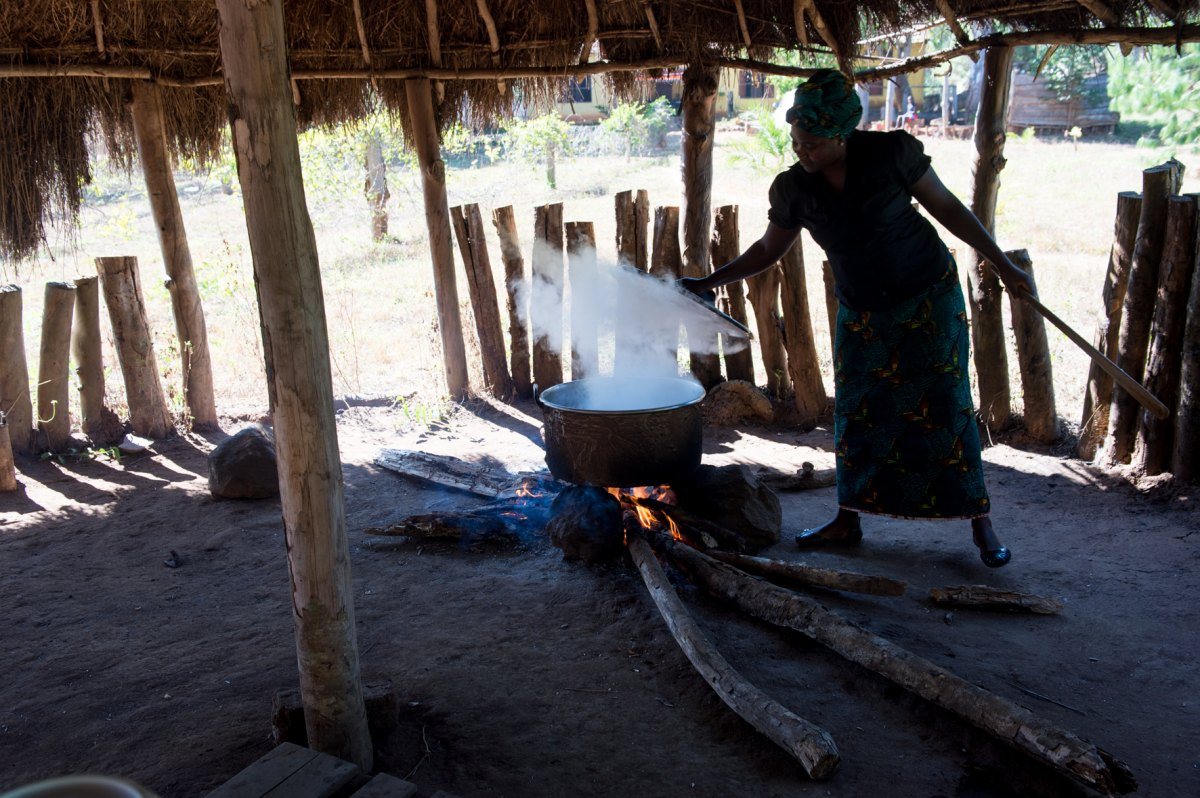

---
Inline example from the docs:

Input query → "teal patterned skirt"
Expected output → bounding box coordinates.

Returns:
[833,266,990,520]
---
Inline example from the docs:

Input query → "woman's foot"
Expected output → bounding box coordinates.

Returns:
[971,517,1011,568]
[796,509,863,548]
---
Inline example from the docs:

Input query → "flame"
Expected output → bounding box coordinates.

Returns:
[608,485,683,541]
[515,479,540,498]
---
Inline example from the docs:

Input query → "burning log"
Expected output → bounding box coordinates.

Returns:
[627,535,840,780]
[367,511,515,547]
[708,551,906,597]
[650,534,1136,796]
[928,585,1064,615]
[546,486,624,564]
[374,448,561,499]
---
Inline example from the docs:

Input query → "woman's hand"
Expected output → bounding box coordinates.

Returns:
[678,277,717,306]
[995,258,1036,299]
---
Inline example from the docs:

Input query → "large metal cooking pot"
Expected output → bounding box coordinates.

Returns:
[538,376,705,487]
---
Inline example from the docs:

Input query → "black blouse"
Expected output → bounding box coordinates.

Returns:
[767,130,950,311]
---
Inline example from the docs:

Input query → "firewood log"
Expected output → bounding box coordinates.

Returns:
[928,585,1063,615]
[709,551,906,597]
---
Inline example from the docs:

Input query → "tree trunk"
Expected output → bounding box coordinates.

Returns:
[1173,201,1200,482]
[681,64,722,389]
[820,260,839,361]
[1006,251,1058,442]
[450,203,513,400]
[1135,194,1197,475]
[0,285,33,454]
[532,202,565,390]
[778,242,826,426]
[614,189,650,376]
[364,136,389,241]
[215,0,372,769]
[72,276,121,445]
[96,256,173,440]
[491,206,532,399]
[129,80,218,430]
[711,205,754,382]
[405,77,469,400]
[1105,160,1184,465]
[747,265,790,398]
[966,45,1014,429]
[1078,191,1142,460]
[565,221,599,379]
[37,283,75,453]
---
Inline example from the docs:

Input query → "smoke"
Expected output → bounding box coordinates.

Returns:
[516,242,749,384]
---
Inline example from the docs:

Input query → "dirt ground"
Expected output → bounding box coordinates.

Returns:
[2,399,1197,798]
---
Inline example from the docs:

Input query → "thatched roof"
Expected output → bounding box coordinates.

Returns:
[1,0,1197,259]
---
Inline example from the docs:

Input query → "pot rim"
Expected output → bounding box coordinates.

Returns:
[538,376,705,415]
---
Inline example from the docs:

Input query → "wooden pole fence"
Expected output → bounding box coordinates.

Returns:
[532,202,565,390]
[491,206,532,399]
[37,283,75,453]
[0,285,33,454]
[711,205,754,383]
[778,241,825,426]
[1007,251,1058,443]
[565,221,599,380]
[451,203,514,400]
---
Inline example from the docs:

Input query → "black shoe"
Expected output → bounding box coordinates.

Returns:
[795,521,863,548]
[979,546,1011,568]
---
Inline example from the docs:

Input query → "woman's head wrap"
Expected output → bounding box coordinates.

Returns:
[784,69,862,138]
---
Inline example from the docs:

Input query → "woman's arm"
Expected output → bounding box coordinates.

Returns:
[682,222,803,294]
[910,167,1036,297]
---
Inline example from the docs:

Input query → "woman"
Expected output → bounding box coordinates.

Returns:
[683,70,1033,568]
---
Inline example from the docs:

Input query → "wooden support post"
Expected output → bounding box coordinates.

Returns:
[1006,251,1058,443]
[1174,201,1200,482]
[884,77,897,130]
[778,242,826,426]
[451,204,513,400]
[0,418,16,491]
[491,206,532,399]
[614,189,649,375]
[532,203,565,390]
[129,80,218,431]
[37,283,75,453]
[72,276,120,445]
[1135,194,1197,475]
[0,285,33,454]
[96,257,173,439]
[650,206,683,376]
[1105,160,1183,465]
[405,77,469,400]
[746,265,790,398]
[941,68,952,133]
[565,221,599,380]
[364,137,389,241]
[681,64,723,389]
[711,206,754,382]
[1079,191,1142,460]
[820,260,839,359]
[215,0,372,769]
[966,45,1015,429]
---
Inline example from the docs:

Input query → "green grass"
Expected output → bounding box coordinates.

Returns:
[6,127,1198,433]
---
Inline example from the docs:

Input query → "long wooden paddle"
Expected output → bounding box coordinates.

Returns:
[1015,287,1170,420]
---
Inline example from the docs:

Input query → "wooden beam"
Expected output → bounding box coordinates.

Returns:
[474,0,506,93]
[643,1,664,51]
[797,0,845,70]
[580,0,600,64]
[425,0,445,101]
[1075,0,1119,26]
[405,78,470,400]
[89,0,106,57]
[934,0,972,47]
[733,0,752,47]
[213,0,372,769]
[350,0,372,67]
[793,0,809,46]
[1145,0,1178,19]
[129,80,218,430]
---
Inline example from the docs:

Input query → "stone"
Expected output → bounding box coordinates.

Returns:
[547,486,624,564]
[672,464,781,552]
[701,379,774,426]
[208,424,279,499]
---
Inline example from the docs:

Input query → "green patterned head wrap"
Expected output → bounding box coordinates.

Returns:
[785,69,862,139]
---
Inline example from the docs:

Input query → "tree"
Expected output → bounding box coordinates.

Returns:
[1107,45,1200,146]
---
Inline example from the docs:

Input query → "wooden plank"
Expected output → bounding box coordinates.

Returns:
[262,750,358,798]
[351,773,419,798]
[205,743,317,798]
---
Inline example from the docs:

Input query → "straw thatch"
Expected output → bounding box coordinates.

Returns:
[1,0,1197,259]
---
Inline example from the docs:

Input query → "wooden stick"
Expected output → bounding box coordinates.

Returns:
[565,221,599,380]
[628,535,839,779]
[72,277,118,445]
[643,3,663,52]
[491,206,532,399]
[652,534,1137,796]
[792,0,809,46]
[474,0,506,93]
[819,260,838,360]
[38,283,76,453]
[0,418,16,492]
[1079,192,1142,460]
[424,0,445,101]
[709,551,907,597]
[580,0,599,64]
[350,0,372,66]
[746,264,789,398]
[1135,195,1197,473]
[778,241,825,425]
[732,0,752,47]
[96,256,173,439]
[451,204,514,400]
[0,285,33,455]
[1174,198,1200,482]
[89,0,106,57]
[929,585,1064,615]
[712,206,754,383]
[532,203,565,390]
[1075,0,1120,26]
[1007,252,1058,442]
[935,0,974,47]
